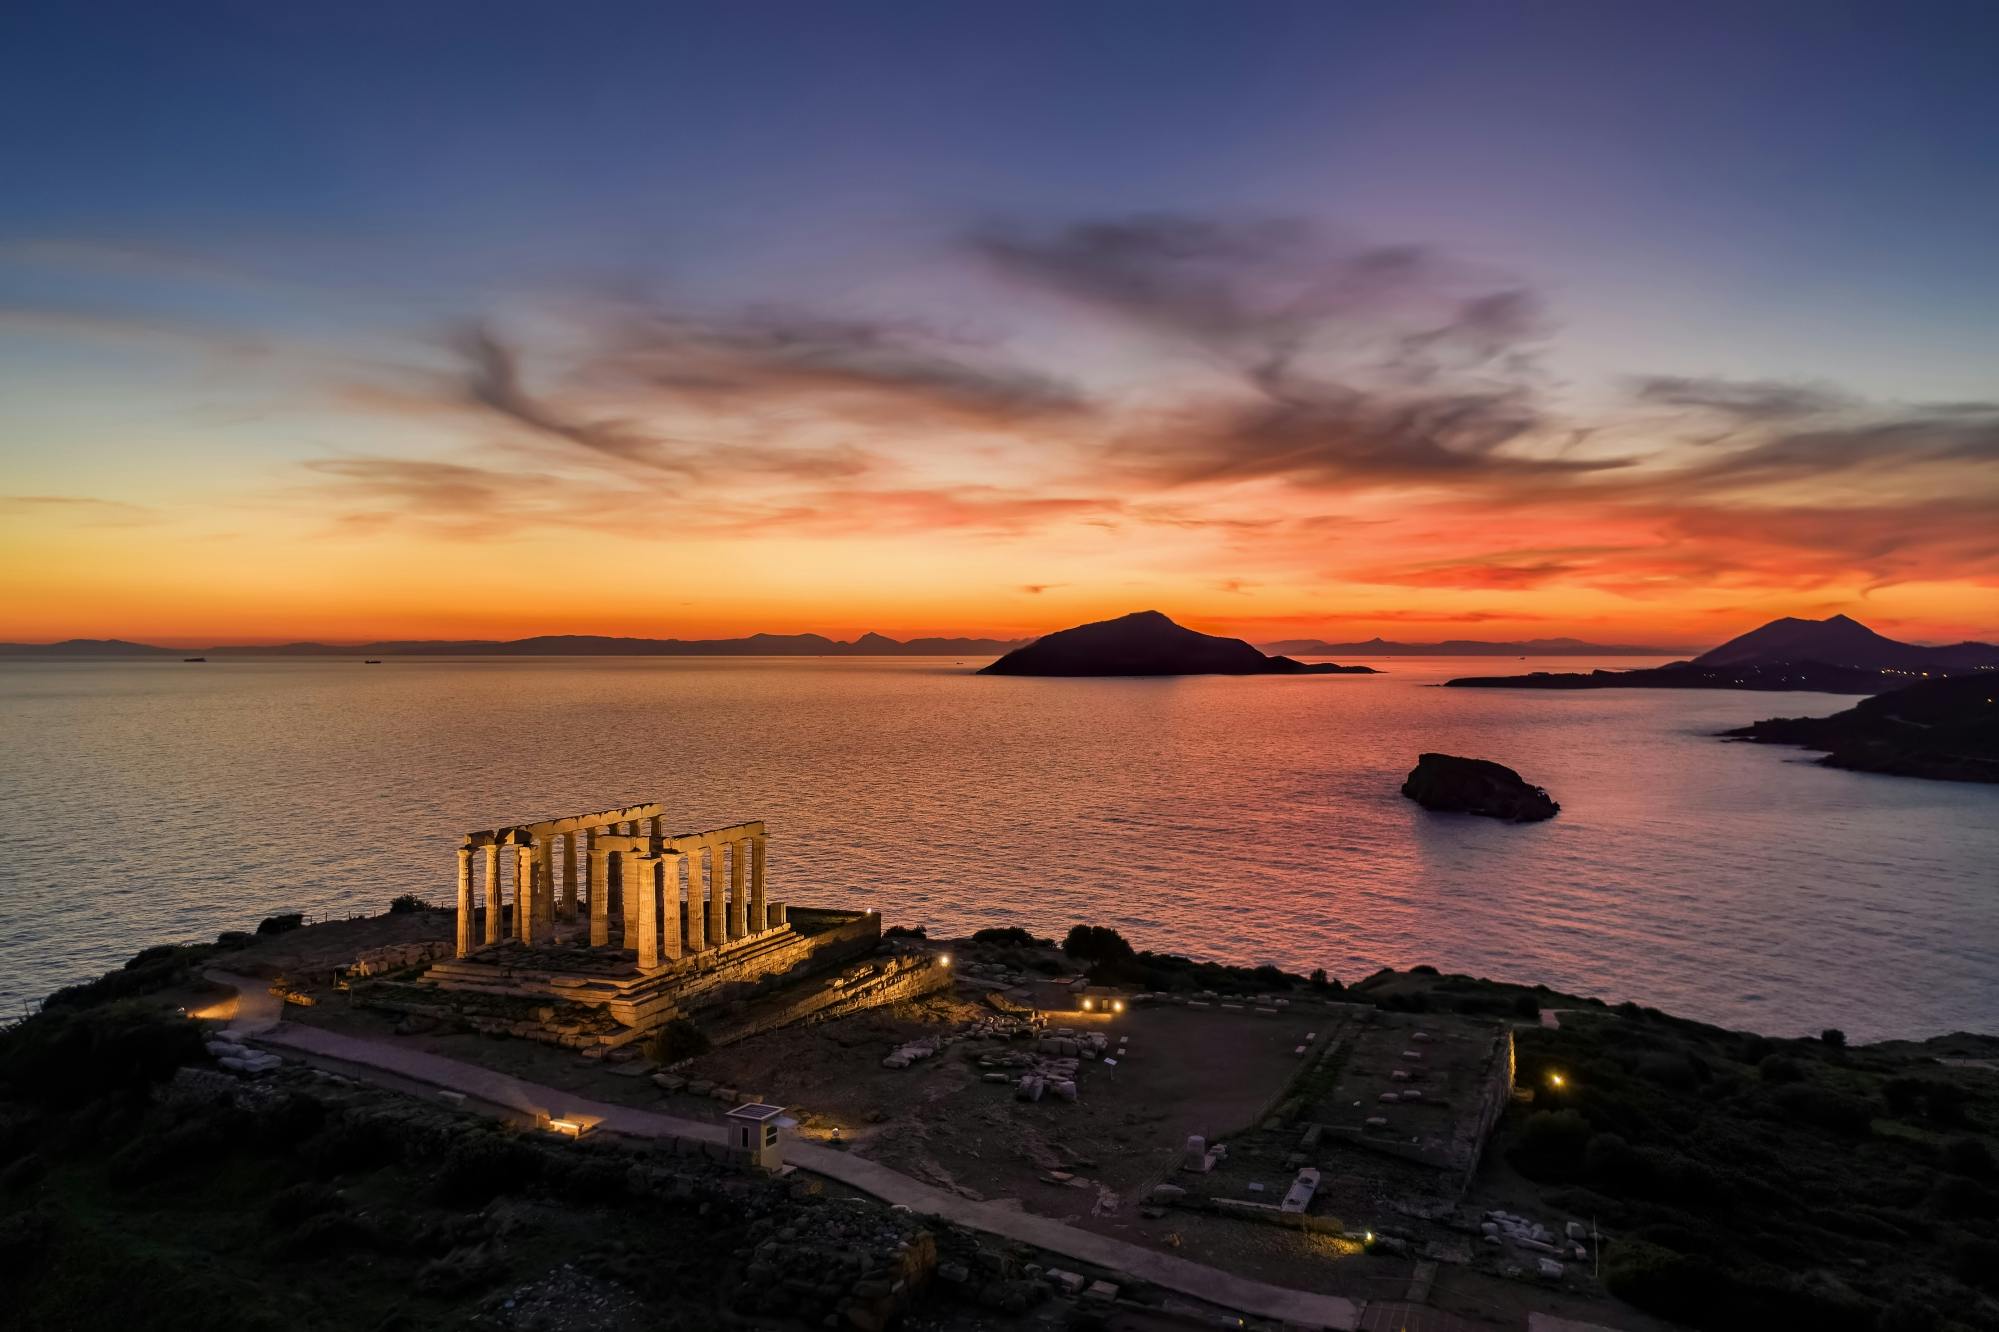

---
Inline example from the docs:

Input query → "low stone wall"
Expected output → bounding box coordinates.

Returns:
[703,951,952,1048]
[347,940,455,978]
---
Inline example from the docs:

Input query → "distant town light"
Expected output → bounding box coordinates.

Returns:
[1548,1071,1567,1088]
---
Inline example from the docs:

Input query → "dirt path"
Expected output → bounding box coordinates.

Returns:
[206,970,1361,1329]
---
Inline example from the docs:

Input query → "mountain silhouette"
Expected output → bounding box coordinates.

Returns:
[1694,614,1999,671]
[980,610,1375,677]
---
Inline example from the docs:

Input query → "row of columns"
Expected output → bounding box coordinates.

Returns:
[454,828,777,964]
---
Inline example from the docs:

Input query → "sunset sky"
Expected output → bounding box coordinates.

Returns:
[3,2,1997,647]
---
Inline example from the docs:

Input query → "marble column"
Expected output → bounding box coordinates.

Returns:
[588,847,611,947]
[649,814,662,837]
[770,900,787,927]
[620,852,641,946]
[728,838,747,940]
[684,850,706,952]
[705,844,726,946]
[455,846,475,957]
[561,832,578,918]
[483,843,502,945]
[631,855,660,969]
[750,834,767,933]
[583,828,597,916]
[659,850,684,961]
[516,844,538,943]
[534,837,556,937]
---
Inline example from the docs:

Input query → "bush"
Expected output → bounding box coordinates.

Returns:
[884,924,926,938]
[1821,1028,1848,1050]
[0,1003,206,1108]
[1930,1175,1997,1219]
[432,1132,541,1207]
[1061,926,1134,964]
[387,894,433,914]
[256,913,304,936]
[1602,1239,1722,1322]
[1510,1109,1594,1180]
[1758,1054,1806,1084]
[1942,1137,1996,1180]
[642,1018,709,1066]
[1955,1237,1999,1292]
[1773,1083,1876,1135]
[305,1114,404,1177]
[1884,1078,1970,1127]
[971,927,1046,947]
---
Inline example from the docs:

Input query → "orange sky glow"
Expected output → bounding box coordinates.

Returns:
[3,225,1995,651]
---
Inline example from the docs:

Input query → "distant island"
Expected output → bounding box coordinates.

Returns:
[1264,635,1678,657]
[981,610,1377,677]
[0,632,1029,659]
[1401,753,1559,821]
[1446,661,1901,695]
[1724,674,1999,784]
[1443,614,1999,694]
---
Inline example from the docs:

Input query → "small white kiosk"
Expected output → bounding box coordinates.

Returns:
[726,1102,787,1171]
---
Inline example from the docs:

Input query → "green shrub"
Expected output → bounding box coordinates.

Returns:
[1821,1028,1848,1049]
[1941,1137,1996,1180]
[432,1132,541,1207]
[1061,926,1134,964]
[1955,1237,1999,1292]
[0,1003,206,1108]
[255,913,304,936]
[970,927,1046,947]
[387,894,433,914]
[305,1113,404,1177]
[1510,1109,1594,1180]
[1758,1054,1806,1084]
[1773,1083,1876,1135]
[1930,1175,1997,1219]
[1602,1239,1721,1322]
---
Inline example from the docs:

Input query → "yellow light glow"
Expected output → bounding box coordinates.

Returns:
[1548,1072,1566,1088]
[1112,1000,1125,1013]
[1082,997,1094,1010]
[938,953,952,967]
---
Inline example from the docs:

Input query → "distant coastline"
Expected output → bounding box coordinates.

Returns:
[1263,636,1681,657]
[0,632,1029,659]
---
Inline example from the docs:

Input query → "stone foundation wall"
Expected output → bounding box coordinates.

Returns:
[703,952,952,1048]
[392,907,893,1050]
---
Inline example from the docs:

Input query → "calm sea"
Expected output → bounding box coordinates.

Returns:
[1,656,1993,1040]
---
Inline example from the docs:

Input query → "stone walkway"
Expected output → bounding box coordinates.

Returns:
[207,970,1361,1329]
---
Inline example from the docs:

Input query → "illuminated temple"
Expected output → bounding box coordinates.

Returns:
[411,802,942,1050]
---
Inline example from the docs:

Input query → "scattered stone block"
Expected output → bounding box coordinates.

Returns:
[1082,1280,1118,1304]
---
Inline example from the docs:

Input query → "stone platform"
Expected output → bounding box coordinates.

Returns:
[399,906,890,1048]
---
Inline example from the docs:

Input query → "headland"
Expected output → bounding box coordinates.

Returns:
[5,806,1993,1332]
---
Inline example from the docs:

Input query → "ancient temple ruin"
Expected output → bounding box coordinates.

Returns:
[449,801,783,964]
[408,802,946,1051]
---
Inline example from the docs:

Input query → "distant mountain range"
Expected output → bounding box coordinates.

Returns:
[1263,636,1678,657]
[0,632,1029,659]
[1445,615,1999,695]
[1691,614,1999,672]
